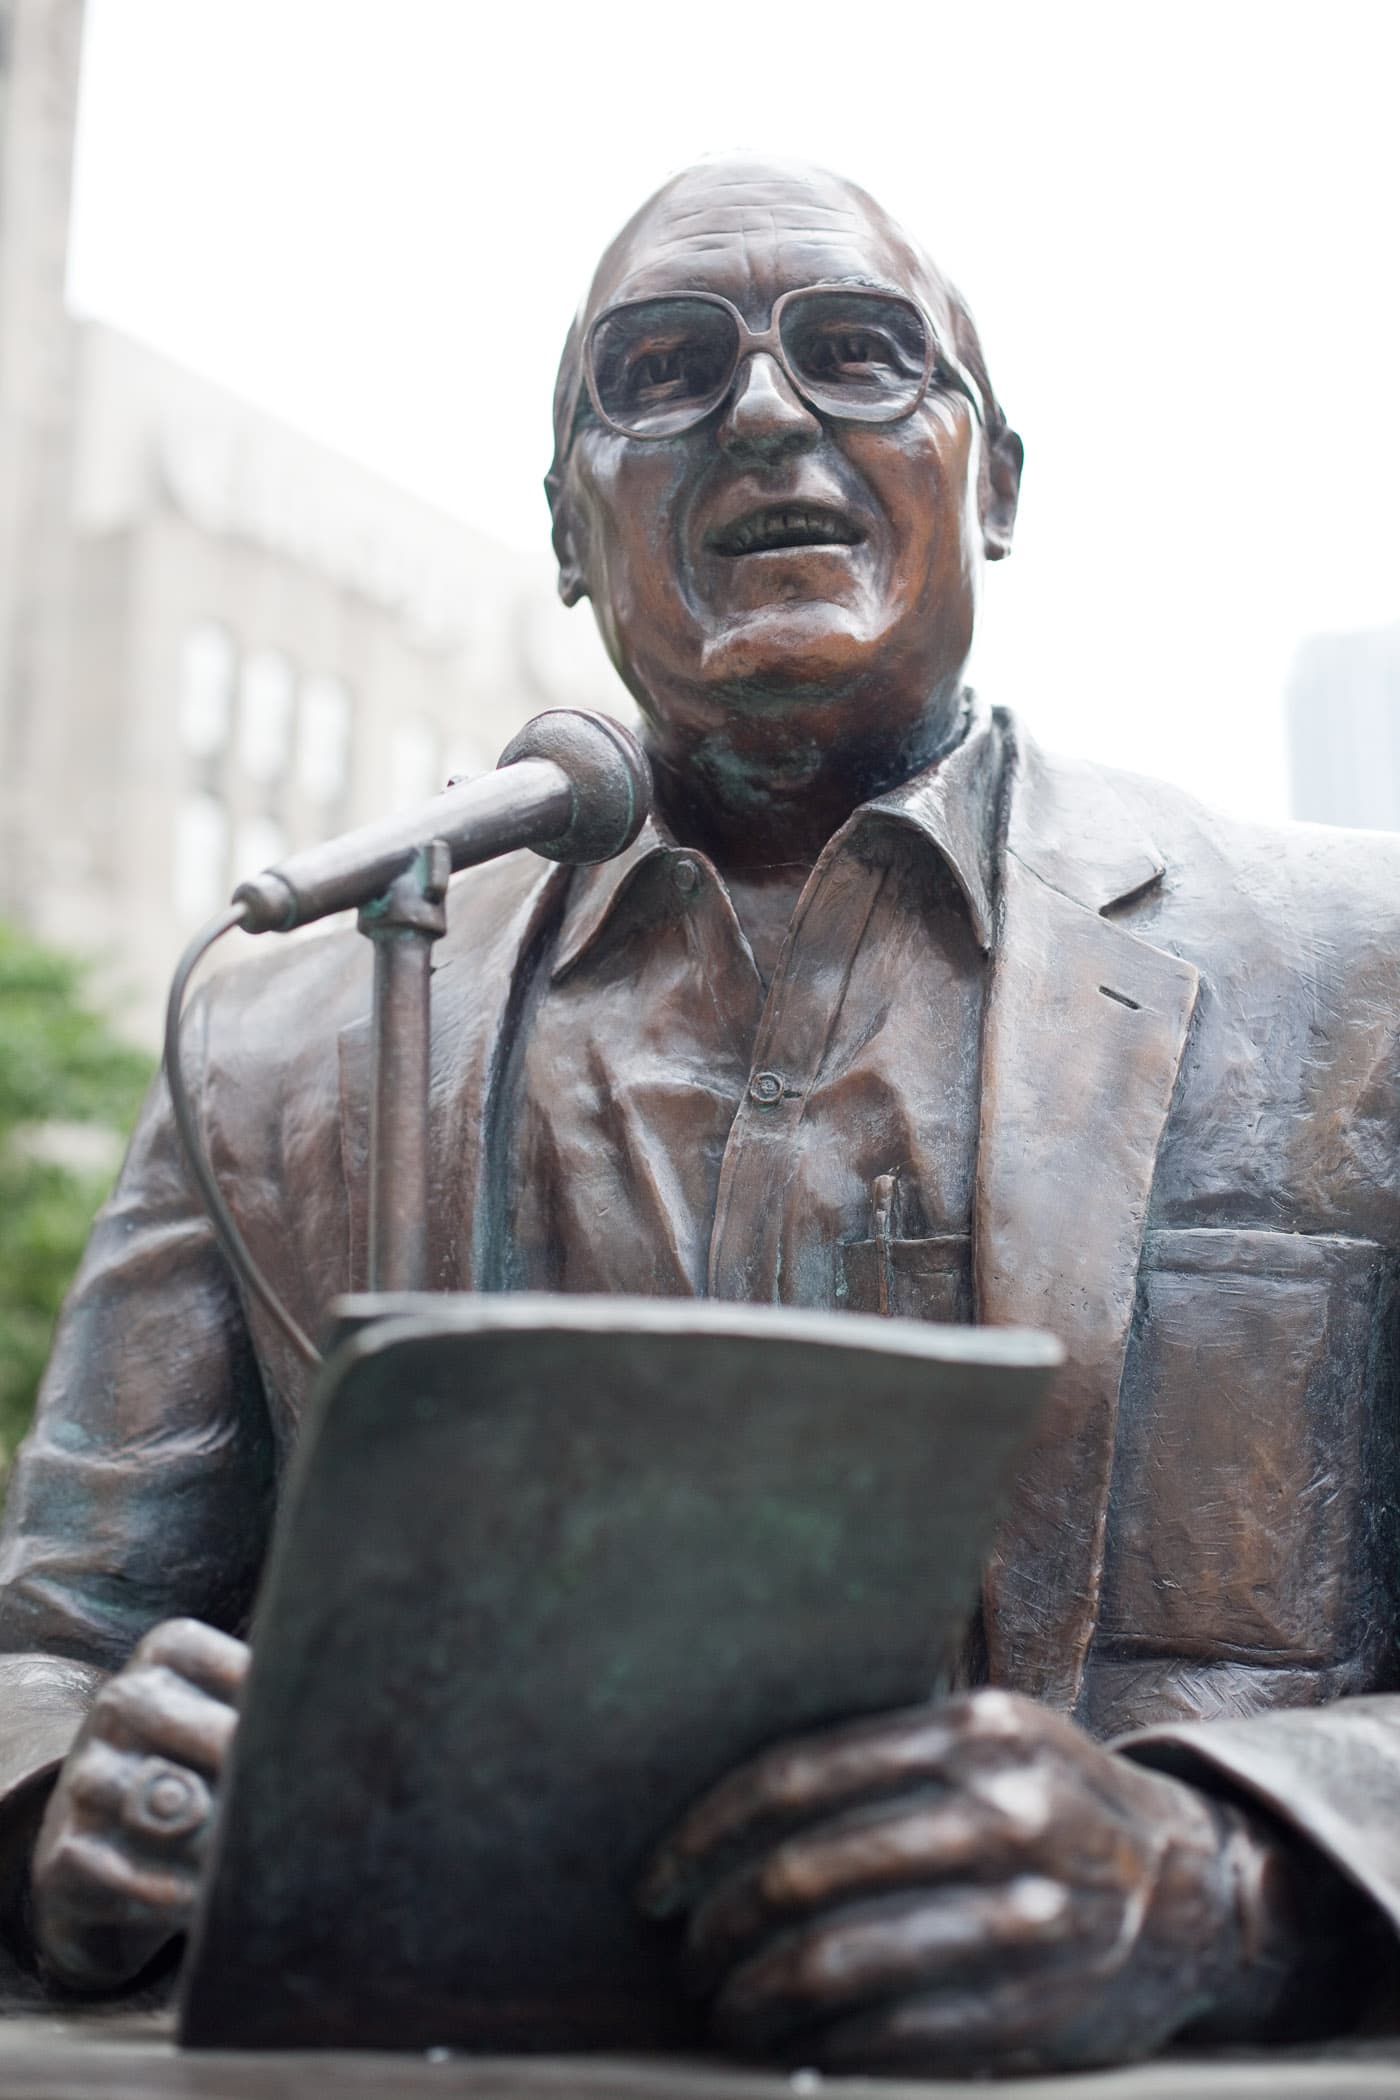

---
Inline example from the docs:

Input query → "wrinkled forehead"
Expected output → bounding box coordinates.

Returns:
[587,164,954,330]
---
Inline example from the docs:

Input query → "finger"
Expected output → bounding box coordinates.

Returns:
[37,1827,200,1928]
[91,1668,238,1776]
[61,1742,216,1873]
[802,1970,1102,2078]
[34,1825,198,1994]
[643,1691,1057,1919]
[712,1879,1076,2050]
[689,1742,1129,1984]
[64,1739,135,1823]
[130,1620,249,1705]
[640,1706,965,1917]
[688,1792,999,1985]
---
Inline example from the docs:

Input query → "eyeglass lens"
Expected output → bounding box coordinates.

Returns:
[590,290,931,437]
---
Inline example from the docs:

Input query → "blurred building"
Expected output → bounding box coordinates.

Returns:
[1287,624,1400,832]
[37,321,619,1038]
[0,0,619,1042]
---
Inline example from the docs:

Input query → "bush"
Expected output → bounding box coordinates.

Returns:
[0,923,152,1469]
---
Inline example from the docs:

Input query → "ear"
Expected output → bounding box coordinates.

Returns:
[979,423,1024,563]
[548,482,591,608]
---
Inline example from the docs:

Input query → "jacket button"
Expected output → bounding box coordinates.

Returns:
[672,856,700,895]
[750,1070,784,1106]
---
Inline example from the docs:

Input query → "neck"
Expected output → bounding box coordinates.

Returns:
[643,686,970,873]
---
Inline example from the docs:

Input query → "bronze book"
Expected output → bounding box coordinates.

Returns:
[180,1294,1059,2052]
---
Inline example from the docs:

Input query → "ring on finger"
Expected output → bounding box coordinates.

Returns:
[121,1757,213,1843]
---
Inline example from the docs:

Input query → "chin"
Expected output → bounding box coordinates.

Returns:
[695,601,883,698]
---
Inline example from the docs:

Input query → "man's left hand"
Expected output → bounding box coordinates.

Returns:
[639,1688,1278,2076]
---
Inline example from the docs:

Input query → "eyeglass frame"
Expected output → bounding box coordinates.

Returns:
[580,282,986,445]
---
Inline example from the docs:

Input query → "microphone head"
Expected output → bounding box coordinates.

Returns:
[497,709,652,865]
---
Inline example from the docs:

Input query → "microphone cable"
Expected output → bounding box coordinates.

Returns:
[163,905,323,1372]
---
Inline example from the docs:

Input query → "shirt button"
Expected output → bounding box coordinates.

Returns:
[750,1070,785,1106]
[671,856,700,895]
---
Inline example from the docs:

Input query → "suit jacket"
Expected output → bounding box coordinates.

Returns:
[5,709,1400,1951]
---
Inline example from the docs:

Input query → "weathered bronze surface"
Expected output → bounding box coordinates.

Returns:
[5,2008,1400,2100]
[1,154,1399,2074]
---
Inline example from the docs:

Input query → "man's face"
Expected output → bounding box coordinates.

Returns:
[560,166,1011,762]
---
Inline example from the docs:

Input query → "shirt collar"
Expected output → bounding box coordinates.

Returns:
[552,693,1001,982]
[857,691,999,951]
[550,812,674,983]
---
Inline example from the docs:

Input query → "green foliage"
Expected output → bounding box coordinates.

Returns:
[0,922,152,1467]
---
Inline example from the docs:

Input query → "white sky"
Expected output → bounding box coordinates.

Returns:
[69,0,1400,821]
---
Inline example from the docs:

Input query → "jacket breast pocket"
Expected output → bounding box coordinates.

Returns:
[838,1235,972,1325]
[1099,1228,1399,1668]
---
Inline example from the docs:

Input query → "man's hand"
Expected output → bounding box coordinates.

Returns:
[639,1689,1311,2076]
[31,1618,247,1994]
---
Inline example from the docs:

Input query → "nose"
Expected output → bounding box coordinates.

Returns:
[715,351,821,461]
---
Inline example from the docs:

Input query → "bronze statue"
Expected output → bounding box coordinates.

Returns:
[0,155,1397,2073]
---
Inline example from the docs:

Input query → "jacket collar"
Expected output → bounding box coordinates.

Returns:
[998,713,1167,917]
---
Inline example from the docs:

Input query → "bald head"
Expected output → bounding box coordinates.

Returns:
[546,156,1007,519]
[542,152,1024,782]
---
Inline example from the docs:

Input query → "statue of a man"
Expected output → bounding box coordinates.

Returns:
[0,157,1396,2074]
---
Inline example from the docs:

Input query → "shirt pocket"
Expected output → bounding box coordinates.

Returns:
[838,1234,972,1325]
[1099,1227,1400,1668]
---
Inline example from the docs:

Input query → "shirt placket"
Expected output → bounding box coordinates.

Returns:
[708,839,891,1304]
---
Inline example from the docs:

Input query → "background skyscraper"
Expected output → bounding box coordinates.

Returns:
[1287,625,1400,834]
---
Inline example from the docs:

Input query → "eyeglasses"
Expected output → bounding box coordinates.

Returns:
[582,283,983,443]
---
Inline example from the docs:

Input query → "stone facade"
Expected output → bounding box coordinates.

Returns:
[45,322,619,1038]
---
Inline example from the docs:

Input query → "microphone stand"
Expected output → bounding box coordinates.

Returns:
[357,838,450,1292]
[165,708,651,1363]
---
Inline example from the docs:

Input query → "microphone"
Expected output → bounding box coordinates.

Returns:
[232,709,652,935]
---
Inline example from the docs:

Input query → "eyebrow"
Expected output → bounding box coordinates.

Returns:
[818,273,910,298]
[601,270,919,315]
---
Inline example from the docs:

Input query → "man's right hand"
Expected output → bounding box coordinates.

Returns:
[31,1618,247,1993]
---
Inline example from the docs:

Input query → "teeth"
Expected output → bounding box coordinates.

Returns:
[720,507,859,554]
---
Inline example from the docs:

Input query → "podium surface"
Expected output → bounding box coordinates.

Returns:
[2,2014,1400,2100]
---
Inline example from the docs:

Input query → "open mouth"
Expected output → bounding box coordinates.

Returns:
[709,505,864,557]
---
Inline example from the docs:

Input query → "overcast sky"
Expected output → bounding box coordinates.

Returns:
[68,0,1400,820]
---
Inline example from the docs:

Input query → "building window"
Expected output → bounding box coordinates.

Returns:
[238,650,294,784]
[178,622,235,759]
[233,815,287,883]
[173,792,229,923]
[389,718,441,810]
[297,674,352,808]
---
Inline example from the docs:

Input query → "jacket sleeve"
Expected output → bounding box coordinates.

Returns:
[0,990,276,1810]
[1116,1698,1400,1936]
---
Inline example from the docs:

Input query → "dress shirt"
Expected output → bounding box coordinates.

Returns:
[503,700,1006,1318]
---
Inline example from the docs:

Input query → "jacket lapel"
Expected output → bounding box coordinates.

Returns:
[976,724,1200,1714]
[338,856,571,1293]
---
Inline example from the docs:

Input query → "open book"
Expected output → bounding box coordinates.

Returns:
[180,1293,1061,2051]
